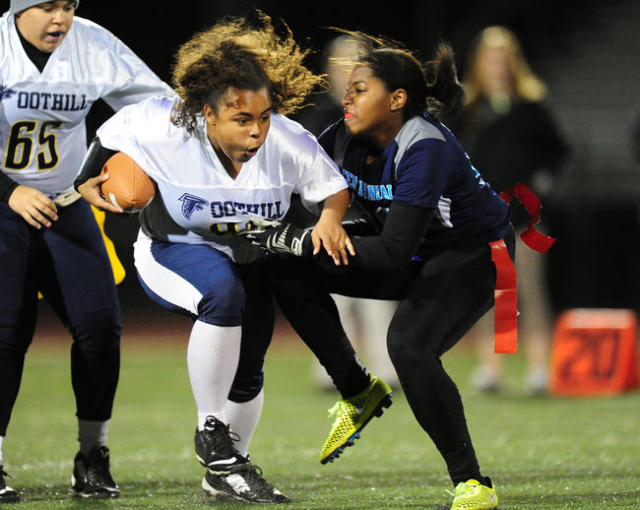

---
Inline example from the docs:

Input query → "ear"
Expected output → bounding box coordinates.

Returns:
[390,89,407,112]
[203,104,217,126]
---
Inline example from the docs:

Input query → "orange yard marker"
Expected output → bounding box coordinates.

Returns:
[550,309,639,396]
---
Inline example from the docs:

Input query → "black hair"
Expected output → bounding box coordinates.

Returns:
[335,30,464,120]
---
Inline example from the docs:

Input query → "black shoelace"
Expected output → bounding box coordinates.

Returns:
[202,416,243,458]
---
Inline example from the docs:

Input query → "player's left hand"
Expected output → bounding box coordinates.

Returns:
[311,217,355,266]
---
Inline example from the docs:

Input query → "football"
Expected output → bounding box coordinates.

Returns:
[100,152,156,213]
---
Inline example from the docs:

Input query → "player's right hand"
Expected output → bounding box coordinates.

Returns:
[242,222,313,258]
[8,185,58,229]
[77,174,124,214]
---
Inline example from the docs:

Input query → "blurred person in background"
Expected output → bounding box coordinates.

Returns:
[0,0,173,502]
[450,26,569,394]
[293,34,399,390]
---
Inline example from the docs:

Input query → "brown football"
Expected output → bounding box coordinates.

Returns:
[100,152,155,212]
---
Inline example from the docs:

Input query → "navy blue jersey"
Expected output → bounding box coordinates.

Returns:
[319,113,511,252]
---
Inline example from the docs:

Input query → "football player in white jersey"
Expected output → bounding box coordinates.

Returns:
[76,12,393,504]
[0,0,173,503]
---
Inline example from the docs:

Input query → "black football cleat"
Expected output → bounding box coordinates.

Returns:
[0,466,20,503]
[201,469,244,501]
[202,461,289,503]
[71,446,120,498]
[194,415,249,474]
[223,461,290,503]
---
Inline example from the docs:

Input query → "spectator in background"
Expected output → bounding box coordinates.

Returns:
[450,26,569,394]
[292,35,399,390]
[292,34,358,134]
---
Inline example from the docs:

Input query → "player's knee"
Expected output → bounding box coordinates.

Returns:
[71,309,122,350]
[387,325,408,362]
[228,380,263,402]
[387,326,438,364]
[0,309,36,351]
[0,328,33,352]
[198,277,246,326]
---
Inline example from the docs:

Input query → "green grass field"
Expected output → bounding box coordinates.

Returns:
[5,316,639,509]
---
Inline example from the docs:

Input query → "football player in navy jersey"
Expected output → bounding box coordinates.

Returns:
[248,32,514,510]
[0,0,174,502]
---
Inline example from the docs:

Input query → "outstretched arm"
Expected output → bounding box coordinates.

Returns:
[243,200,434,271]
[349,201,434,270]
[311,189,355,265]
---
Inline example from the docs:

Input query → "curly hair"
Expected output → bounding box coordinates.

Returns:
[171,12,325,133]
[329,29,464,121]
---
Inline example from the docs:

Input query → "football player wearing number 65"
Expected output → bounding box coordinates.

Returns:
[0,0,173,503]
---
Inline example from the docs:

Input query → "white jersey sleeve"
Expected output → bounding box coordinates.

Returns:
[75,20,175,111]
[266,115,348,211]
[295,138,349,210]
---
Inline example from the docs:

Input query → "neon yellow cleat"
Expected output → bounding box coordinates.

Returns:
[319,376,393,464]
[450,478,498,510]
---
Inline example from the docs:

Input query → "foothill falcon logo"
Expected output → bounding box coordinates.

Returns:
[0,86,16,101]
[179,193,208,220]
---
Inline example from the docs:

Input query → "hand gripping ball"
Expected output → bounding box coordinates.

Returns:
[100,152,155,212]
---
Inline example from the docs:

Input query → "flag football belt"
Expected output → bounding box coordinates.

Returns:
[491,182,557,354]
[51,187,82,207]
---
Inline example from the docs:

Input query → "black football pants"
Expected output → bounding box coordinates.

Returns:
[0,200,121,437]
[263,230,514,485]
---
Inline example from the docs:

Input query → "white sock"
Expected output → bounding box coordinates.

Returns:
[0,436,4,465]
[78,419,109,456]
[187,320,241,430]
[225,390,264,456]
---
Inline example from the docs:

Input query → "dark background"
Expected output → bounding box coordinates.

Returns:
[76,0,592,84]
[8,0,639,319]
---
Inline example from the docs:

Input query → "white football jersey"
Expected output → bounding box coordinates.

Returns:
[97,95,348,263]
[0,12,174,196]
